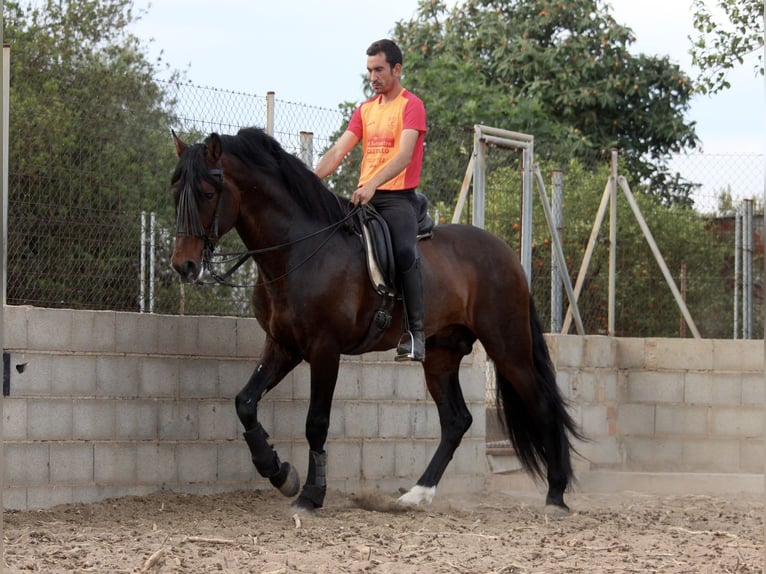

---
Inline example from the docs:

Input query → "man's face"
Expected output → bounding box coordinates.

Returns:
[366,52,400,95]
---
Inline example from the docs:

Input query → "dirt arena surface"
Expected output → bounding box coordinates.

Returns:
[3,487,763,573]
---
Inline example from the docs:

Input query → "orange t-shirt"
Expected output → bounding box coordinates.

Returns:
[347,89,427,190]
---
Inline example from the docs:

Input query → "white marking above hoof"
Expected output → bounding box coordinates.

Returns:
[397,485,436,506]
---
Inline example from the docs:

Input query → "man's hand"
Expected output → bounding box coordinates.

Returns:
[351,184,376,205]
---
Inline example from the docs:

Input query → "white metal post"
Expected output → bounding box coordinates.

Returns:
[551,170,564,333]
[149,212,156,313]
[266,91,275,136]
[1,27,8,551]
[744,198,753,339]
[761,8,765,565]
[299,131,314,167]
[1,44,7,308]
[761,4,765,564]
[139,212,146,312]
[608,150,618,335]
[735,208,741,338]
[520,144,533,288]
[472,125,486,230]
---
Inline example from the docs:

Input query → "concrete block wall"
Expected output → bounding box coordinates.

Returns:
[548,335,764,477]
[2,306,487,510]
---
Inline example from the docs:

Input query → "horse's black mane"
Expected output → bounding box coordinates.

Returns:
[222,127,349,222]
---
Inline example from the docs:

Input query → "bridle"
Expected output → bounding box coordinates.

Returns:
[175,166,225,263]
[175,165,360,287]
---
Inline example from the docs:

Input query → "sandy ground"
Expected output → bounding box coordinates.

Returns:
[3,487,763,573]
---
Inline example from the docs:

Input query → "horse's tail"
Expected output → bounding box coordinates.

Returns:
[494,298,583,482]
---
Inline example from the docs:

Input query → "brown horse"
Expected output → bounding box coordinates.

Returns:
[169,127,582,512]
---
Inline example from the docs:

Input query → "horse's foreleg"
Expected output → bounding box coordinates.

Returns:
[235,339,302,497]
[292,354,340,511]
[398,346,472,506]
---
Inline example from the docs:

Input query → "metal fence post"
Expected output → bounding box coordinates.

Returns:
[735,207,741,339]
[744,198,753,339]
[551,170,564,333]
[608,150,618,336]
[139,211,146,313]
[299,131,314,167]
[149,212,156,314]
[472,125,486,230]
[761,3,765,542]
[266,91,275,136]
[1,44,7,307]
[1,33,8,548]
[521,143,533,289]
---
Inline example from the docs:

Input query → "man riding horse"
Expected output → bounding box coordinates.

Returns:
[315,39,427,362]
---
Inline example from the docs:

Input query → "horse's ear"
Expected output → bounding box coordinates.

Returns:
[206,133,223,163]
[171,129,187,157]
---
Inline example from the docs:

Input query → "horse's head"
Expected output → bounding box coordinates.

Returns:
[169,131,239,282]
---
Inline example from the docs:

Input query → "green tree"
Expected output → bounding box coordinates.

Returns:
[390,0,699,207]
[4,0,179,310]
[690,0,765,95]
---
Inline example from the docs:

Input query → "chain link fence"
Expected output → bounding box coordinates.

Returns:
[6,80,764,337]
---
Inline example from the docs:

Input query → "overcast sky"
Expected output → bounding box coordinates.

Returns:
[130,0,763,155]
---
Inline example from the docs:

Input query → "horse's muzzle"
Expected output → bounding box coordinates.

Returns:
[173,258,203,283]
[172,237,206,283]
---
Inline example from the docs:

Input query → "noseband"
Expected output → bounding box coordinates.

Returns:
[176,166,225,260]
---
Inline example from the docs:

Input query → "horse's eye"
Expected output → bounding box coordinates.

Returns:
[203,192,215,200]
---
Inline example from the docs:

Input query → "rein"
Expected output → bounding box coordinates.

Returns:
[202,203,361,288]
[178,156,360,288]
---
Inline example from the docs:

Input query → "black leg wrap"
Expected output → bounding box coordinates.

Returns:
[295,450,327,509]
[296,485,326,509]
[243,425,281,479]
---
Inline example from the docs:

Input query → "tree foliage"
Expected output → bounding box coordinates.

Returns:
[690,0,765,95]
[4,0,179,310]
[389,0,699,206]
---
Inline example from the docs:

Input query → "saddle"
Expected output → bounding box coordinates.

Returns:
[356,192,434,297]
[343,193,434,355]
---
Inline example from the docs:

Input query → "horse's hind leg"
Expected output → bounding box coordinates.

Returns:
[398,339,474,506]
[485,312,578,513]
[235,338,302,497]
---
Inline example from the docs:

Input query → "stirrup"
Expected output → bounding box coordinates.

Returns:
[395,330,425,362]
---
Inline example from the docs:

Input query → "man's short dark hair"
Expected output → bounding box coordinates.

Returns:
[366,39,403,67]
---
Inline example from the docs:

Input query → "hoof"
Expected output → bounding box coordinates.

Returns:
[292,494,321,512]
[271,462,300,498]
[544,503,570,517]
[397,485,435,506]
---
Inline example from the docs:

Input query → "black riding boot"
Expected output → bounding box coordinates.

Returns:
[396,258,426,362]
